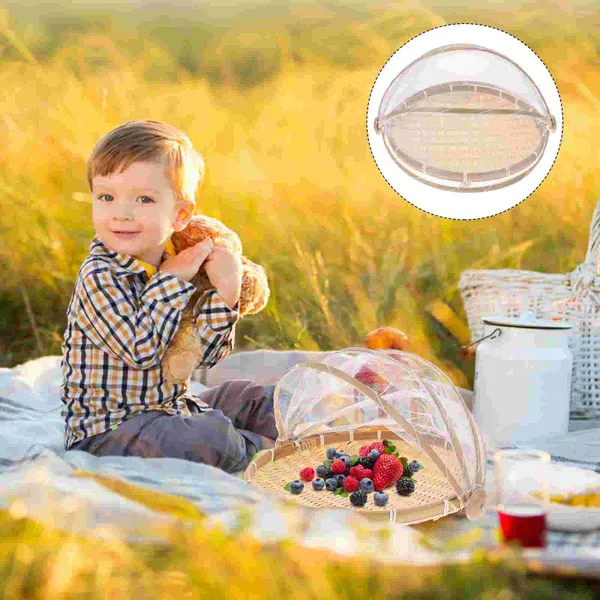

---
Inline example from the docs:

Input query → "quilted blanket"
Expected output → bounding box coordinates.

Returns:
[0,353,449,565]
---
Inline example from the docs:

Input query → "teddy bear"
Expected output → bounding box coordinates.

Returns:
[161,214,270,383]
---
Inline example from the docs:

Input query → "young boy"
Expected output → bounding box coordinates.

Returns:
[61,119,278,473]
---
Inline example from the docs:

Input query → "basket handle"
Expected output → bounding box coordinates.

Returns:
[584,199,600,273]
[570,200,600,299]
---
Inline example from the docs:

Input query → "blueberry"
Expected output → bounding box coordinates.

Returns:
[312,478,325,491]
[326,448,337,460]
[334,451,344,458]
[409,460,421,472]
[368,449,380,461]
[359,478,374,493]
[374,492,389,506]
[335,474,346,488]
[290,480,304,494]
[325,478,338,491]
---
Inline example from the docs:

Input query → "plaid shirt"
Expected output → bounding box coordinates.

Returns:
[60,236,240,450]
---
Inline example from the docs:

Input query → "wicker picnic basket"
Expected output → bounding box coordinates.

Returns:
[459,199,600,418]
[243,348,488,525]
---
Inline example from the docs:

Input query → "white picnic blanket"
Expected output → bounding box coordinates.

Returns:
[3,352,600,569]
[0,354,455,565]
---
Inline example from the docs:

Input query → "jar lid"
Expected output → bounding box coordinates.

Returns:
[482,315,572,330]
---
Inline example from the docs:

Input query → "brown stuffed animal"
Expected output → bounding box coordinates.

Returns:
[161,214,270,383]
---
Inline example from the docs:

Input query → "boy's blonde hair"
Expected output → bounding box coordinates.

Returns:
[87,120,205,205]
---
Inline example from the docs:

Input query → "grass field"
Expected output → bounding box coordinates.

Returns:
[1,1,600,596]
[1,0,599,390]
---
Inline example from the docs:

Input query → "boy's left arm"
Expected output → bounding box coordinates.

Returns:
[194,289,240,368]
[194,245,243,368]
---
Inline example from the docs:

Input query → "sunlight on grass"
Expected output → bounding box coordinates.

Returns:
[1,1,599,385]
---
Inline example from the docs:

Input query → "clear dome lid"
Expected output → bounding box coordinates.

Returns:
[374,44,556,192]
[273,347,487,508]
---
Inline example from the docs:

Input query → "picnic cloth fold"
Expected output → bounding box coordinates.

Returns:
[2,352,600,566]
[0,354,449,565]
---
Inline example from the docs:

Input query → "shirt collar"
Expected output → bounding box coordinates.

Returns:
[89,236,176,278]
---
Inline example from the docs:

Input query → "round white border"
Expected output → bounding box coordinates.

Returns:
[367,24,563,220]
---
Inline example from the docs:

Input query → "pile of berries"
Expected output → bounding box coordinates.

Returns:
[284,440,423,508]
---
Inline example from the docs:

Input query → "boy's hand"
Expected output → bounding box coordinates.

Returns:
[202,246,243,310]
[159,239,213,282]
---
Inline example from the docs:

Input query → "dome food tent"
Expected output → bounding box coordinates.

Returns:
[374,44,557,192]
[244,348,488,524]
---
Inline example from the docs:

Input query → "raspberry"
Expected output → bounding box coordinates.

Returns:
[369,442,386,455]
[299,467,315,482]
[331,460,346,474]
[363,469,372,479]
[349,465,366,480]
[350,490,367,507]
[359,445,370,457]
[359,442,386,459]
[372,454,403,491]
[343,476,359,492]
[396,477,415,496]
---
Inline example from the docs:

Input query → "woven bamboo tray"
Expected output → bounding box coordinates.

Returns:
[243,426,465,525]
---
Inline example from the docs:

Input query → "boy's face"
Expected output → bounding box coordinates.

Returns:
[92,159,194,267]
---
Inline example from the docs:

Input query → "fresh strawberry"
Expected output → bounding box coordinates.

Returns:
[331,459,347,475]
[299,467,315,482]
[343,476,359,492]
[372,454,403,491]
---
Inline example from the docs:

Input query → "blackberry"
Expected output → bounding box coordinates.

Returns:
[316,465,332,479]
[402,464,414,478]
[396,477,415,496]
[358,456,375,469]
[350,490,368,507]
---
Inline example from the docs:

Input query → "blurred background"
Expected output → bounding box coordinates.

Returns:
[0,0,598,388]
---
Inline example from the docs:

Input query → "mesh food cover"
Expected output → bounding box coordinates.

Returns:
[374,44,557,192]
[273,348,487,517]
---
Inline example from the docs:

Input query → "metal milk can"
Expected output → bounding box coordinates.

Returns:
[472,315,573,449]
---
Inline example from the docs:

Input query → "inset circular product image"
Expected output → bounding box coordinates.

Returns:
[367,25,563,219]
[375,44,556,192]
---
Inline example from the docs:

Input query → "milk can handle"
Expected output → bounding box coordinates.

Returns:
[458,328,502,360]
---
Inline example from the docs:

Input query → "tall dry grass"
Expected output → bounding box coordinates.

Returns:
[0,1,599,388]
